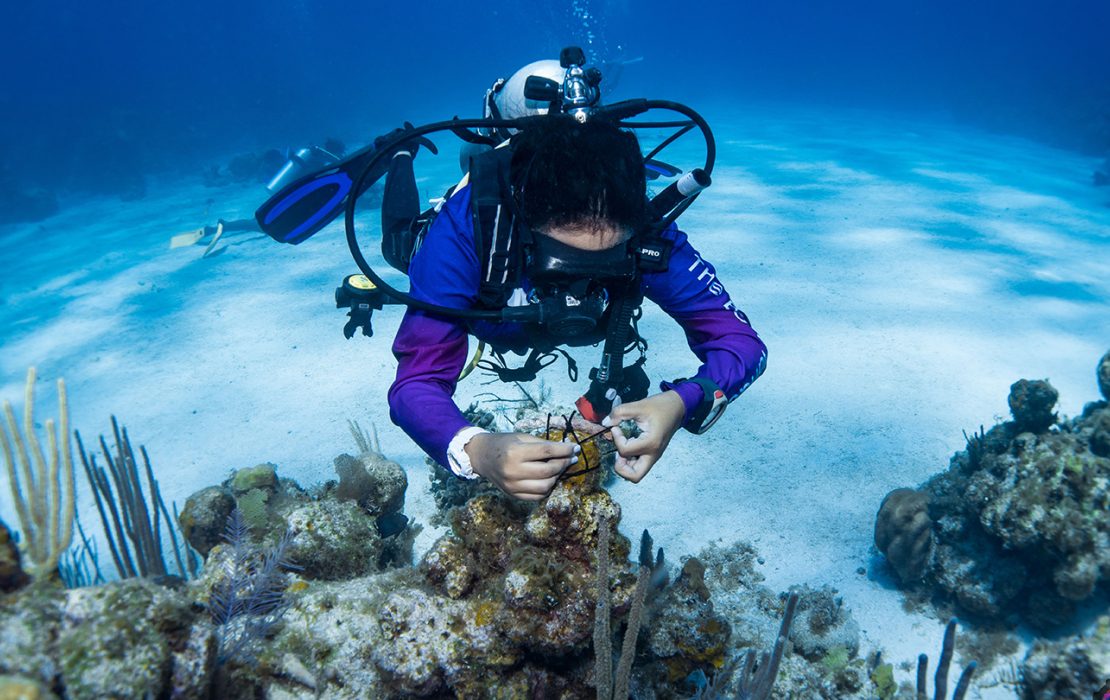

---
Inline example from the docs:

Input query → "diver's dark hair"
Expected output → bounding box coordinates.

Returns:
[510,116,647,234]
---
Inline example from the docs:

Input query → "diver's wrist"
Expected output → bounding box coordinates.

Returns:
[660,380,704,424]
[447,426,488,480]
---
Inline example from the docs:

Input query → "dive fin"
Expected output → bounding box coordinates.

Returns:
[255,161,360,245]
[255,124,438,246]
[380,151,422,273]
[169,228,204,249]
[202,222,224,258]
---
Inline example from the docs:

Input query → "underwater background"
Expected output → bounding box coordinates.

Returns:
[2,1,1110,698]
[3,0,1110,199]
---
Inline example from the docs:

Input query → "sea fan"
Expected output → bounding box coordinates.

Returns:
[208,509,298,665]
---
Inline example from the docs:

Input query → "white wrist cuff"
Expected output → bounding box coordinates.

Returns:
[447,426,488,480]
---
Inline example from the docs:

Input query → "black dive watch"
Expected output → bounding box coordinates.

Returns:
[678,377,729,434]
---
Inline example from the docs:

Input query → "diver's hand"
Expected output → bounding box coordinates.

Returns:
[605,391,686,483]
[466,432,580,501]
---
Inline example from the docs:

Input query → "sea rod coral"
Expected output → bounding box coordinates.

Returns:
[1,367,75,582]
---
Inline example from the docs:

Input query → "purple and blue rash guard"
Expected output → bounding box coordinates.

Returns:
[388,183,768,470]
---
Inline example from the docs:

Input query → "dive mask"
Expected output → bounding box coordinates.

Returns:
[525,233,637,339]
[527,232,637,284]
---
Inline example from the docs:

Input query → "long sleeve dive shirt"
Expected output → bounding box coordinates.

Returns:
[388,183,767,470]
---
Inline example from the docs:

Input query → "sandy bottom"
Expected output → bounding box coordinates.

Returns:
[2,105,1108,697]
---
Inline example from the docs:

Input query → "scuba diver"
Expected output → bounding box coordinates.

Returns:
[172,140,360,254]
[255,48,767,501]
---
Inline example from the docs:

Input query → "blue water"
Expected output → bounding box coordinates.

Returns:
[2,0,1109,204]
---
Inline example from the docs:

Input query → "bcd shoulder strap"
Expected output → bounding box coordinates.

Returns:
[468,147,520,308]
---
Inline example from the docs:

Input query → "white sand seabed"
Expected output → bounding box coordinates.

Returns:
[2,106,1108,696]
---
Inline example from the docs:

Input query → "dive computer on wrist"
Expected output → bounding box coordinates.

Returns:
[677,377,729,434]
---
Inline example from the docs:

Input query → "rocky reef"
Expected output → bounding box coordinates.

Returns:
[180,448,415,582]
[0,400,1003,698]
[6,343,1110,700]
[0,576,216,699]
[0,443,417,699]
[1016,616,1109,700]
[195,420,764,698]
[875,350,1110,632]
